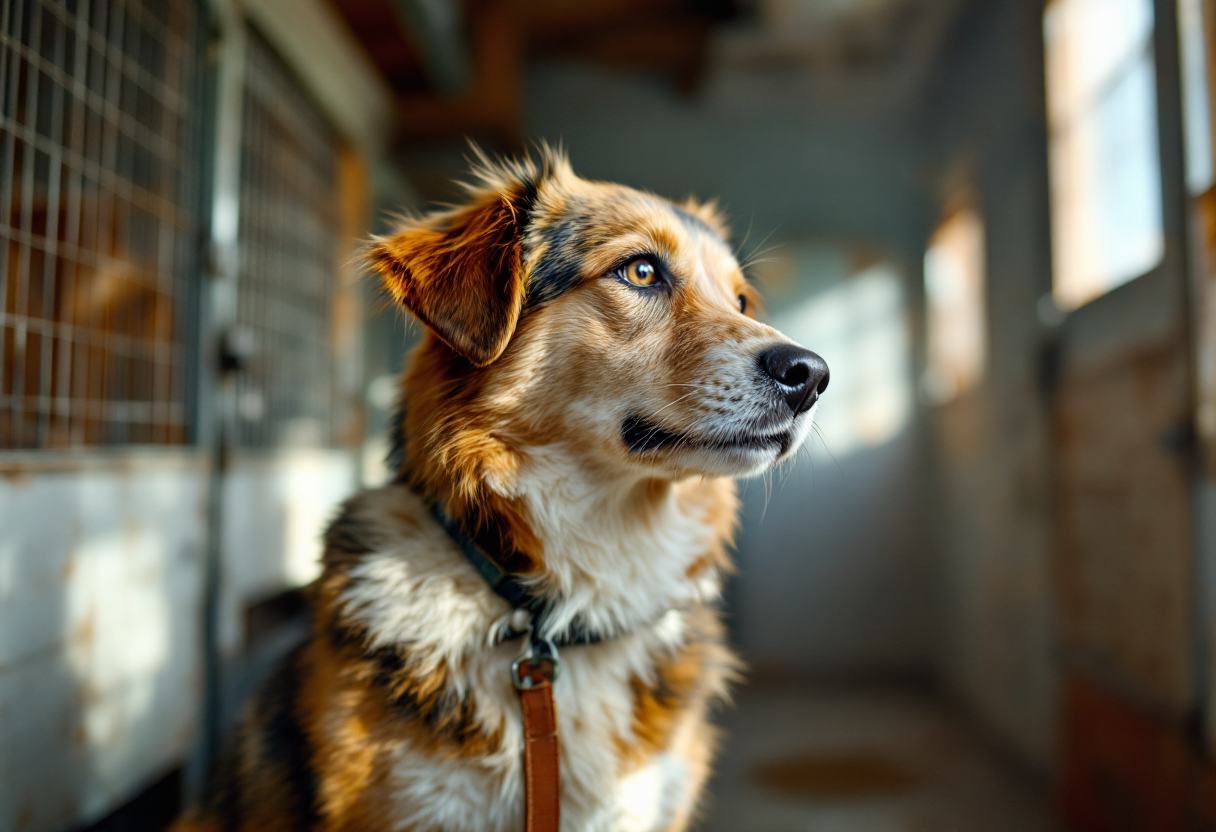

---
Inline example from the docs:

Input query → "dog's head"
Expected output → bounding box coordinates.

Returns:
[370,149,827,489]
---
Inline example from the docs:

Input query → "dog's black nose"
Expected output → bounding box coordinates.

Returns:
[759,344,830,415]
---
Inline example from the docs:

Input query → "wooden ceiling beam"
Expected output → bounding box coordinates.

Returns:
[387,0,472,95]
[391,0,732,148]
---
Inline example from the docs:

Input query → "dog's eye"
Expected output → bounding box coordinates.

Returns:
[738,294,747,314]
[622,257,659,287]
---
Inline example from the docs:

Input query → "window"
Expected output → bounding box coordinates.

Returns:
[923,207,986,403]
[1044,0,1164,310]
[0,0,203,448]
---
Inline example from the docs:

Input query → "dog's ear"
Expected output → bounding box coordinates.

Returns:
[368,178,536,367]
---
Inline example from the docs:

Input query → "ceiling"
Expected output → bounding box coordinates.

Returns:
[330,0,968,154]
[710,0,966,110]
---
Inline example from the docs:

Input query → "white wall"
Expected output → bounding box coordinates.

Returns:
[0,456,208,831]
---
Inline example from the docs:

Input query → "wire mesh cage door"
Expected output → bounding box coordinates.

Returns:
[0,0,204,449]
[233,28,346,450]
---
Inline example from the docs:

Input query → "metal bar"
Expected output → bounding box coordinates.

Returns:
[35,4,67,446]
[11,0,43,446]
[0,0,23,446]
[196,0,246,787]
[58,0,90,445]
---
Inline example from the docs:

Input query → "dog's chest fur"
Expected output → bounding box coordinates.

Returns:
[302,470,738,832]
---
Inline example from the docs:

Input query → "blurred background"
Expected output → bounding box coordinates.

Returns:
[2,0,1216,829]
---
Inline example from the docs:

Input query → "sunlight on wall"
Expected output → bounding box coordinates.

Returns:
[924,207,987,403]
[769,261,912,456]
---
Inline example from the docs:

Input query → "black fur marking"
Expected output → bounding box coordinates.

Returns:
[260,647,319,824]
[670,204,725,243]
[323,502,374,568]
[525,208,595,308]
[326,619,492,749]
[525,198,726,310]
[196,667,317,823]
[374,651,487,748]
[385,404,407,479]
[514,174,539,223]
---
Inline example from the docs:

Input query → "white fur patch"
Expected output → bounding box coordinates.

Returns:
[510,444,723,640]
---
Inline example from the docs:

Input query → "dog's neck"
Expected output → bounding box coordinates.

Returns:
[408,436,736,643]
[500,443,734,640]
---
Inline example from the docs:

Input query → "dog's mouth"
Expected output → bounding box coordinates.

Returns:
[621,414,792,457]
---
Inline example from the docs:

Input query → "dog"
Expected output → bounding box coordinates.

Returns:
[174,148,829,832]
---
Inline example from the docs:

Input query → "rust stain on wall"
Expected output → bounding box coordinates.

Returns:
[1,467,31,485]
[1055,338,1193,714]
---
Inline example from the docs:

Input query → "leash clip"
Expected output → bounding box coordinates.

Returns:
[512,634,561,690]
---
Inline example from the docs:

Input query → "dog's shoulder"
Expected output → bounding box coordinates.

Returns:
[320,482,434,566]
[316,483,507,658]
[173,643,321,832]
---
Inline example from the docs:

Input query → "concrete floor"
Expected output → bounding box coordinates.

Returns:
[696,686,1058,832]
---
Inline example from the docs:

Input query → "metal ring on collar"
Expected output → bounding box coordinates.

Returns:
[512,637,561,689]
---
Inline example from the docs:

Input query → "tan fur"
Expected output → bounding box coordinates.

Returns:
[176,148,822,832]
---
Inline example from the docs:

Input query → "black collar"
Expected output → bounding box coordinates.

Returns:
[427,501,608,648]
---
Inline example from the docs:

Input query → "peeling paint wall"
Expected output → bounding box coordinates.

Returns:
[0,448,359,831]
[1055,337,1194,715]
[0,457,207,832]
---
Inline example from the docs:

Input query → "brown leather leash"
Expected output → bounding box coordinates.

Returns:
[427,499,644,832]
[425,497,680,831]
[513,640,561,832]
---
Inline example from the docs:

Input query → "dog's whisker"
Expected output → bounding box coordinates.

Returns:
[650,391,702,416]
[739,256,777,271]
[811,423,846,480]
[738,224,782,274]
[761,467,773,522]
[734,214,757,263]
